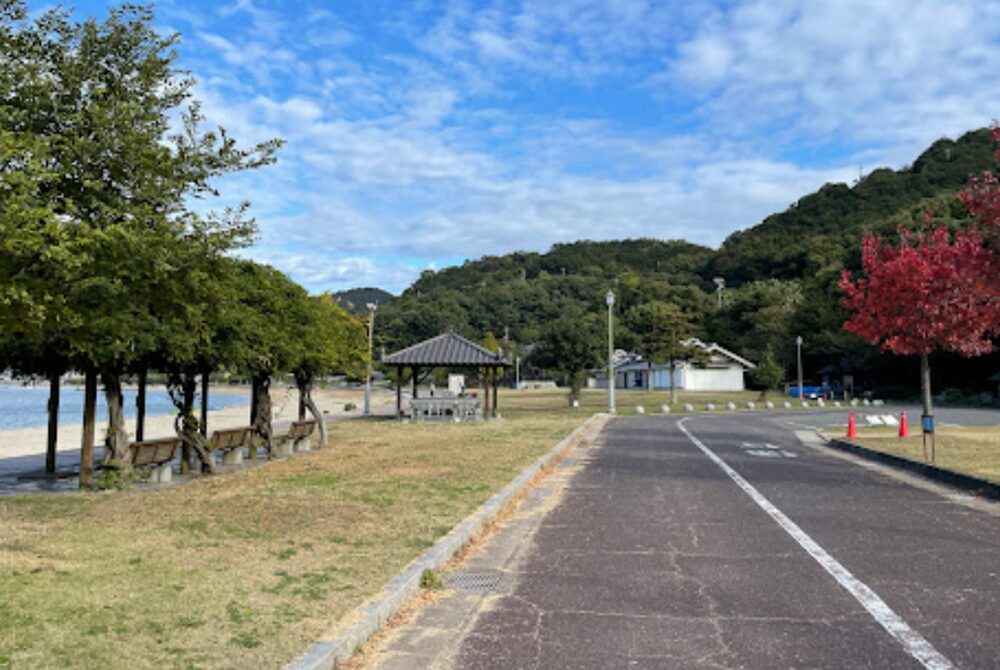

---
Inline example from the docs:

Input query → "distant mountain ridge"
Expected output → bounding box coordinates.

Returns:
[371,126,999,394]
[330,287,394,316]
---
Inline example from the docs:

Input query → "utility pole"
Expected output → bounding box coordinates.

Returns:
[606,291,616,414]
[364,302,377,416]
[796,335,804,402]
[713,277,725,309]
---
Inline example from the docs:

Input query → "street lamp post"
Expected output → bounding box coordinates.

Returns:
[606,291,616,414]
[796,336,804,402]
[364,302,377,416]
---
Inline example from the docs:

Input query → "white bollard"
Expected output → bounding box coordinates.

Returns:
[660,404,671,414]
[817,398,825,407]
[850,398,860,406]
[783,401,792,409]
[683,404,694,412]
[833,401,841,408]
[705,403,716,411]
[726,402,736,411]
[746,401,755,410]
[765,401,775,409]
[802,401,810,408]
[635,406,645,415]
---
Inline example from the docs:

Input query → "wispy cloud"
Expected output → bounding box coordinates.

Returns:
[82,0,1000,293]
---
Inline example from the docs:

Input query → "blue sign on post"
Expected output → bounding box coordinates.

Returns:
[922,414,934,434]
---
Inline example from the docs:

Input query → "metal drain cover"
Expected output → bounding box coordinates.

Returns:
[444,571,504,593]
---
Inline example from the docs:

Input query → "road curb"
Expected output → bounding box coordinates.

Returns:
[286,413,610,670]
[824,437,1000,501]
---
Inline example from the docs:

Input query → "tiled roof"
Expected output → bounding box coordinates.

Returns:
[383,331,509,367]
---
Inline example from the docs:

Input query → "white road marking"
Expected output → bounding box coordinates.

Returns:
[677,419,954,670]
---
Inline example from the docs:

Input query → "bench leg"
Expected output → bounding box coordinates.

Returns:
[222,449,244,466]
[150,463,172,484]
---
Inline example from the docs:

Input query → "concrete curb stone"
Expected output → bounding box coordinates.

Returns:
[285,413,609,670]
[825,437,1000,501]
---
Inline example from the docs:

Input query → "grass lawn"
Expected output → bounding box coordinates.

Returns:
[0,409,583,670]
[834,425,1000,484]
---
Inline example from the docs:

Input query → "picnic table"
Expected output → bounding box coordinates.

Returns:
[410,396,481,422]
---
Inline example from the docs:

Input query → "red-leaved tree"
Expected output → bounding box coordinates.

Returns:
[839,226,1000,453]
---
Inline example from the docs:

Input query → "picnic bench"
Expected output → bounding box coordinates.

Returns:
[411,396,481,423]
[275,420,317,457]
[129,436,183,483]
[207,426,253,466]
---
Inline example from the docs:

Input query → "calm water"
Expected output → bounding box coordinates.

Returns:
[0,384,249,431]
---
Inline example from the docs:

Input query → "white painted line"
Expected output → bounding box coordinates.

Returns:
[676,419,954,670]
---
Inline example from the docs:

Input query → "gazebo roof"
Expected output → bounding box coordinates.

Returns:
[383,331,510,367]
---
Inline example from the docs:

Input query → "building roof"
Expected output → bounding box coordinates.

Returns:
[602,339,756,374]
[383,331,510,367]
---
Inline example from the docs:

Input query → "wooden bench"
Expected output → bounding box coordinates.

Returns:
[207,427,253,466]
[129,437,183,483]
[275,420,317,457]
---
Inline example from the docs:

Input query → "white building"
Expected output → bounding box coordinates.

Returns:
[592,339,755,392]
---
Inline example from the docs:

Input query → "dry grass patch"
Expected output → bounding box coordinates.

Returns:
[836,425,1000,484]
[0,413,582,670]
[501,387,763,417]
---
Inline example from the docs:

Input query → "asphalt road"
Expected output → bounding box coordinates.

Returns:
[454,414,1000,669]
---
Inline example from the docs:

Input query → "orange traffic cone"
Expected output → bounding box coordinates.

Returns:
[898,412,909,438]
[847,410,858,439]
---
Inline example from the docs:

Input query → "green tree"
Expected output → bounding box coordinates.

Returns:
[532,311,601,404]
[291,294,366,447]
[749,350,784,400]
[631,303,702,405]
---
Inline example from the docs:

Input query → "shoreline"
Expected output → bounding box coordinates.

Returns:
[0,385,394,461]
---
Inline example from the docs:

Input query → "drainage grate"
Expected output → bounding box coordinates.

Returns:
[443,571,504,593]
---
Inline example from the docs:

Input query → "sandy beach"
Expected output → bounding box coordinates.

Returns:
[0,384,395,460]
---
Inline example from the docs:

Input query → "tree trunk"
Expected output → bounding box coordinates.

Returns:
[167,372,215,475]
[46,369,60,474]
[80,368,97,489]
[920,353,934,462]
[251,373,273,458]
[102,371,131,467]
[646,360,653,392]
[669,359,677,406]
[298,378,327,448]
[200,370,209,437]
[136,367,147,442]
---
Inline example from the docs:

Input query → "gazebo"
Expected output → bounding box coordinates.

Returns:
[382,331,511,420]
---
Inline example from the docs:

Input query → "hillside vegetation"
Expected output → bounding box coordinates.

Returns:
[373,128,999,395]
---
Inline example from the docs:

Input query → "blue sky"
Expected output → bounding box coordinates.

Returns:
[34,0,1000,293]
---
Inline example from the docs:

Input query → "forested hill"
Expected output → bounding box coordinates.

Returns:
[374,127,999,394]
[331,287,394,315]
[713,128,994,283]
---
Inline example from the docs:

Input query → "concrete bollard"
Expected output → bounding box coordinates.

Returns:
[783,401,792,409]
[660,405,671,414]
[705,403,716,411]
[635,406,645,415]
[833,401,841,408]
[765,401,774,409]
[817,398,825,407]
[222,449,244,466]
[850,398,860,407]
[726,402,736,411]
[802,401,810,408]
[684,404,694,412]
[294,438,312,453]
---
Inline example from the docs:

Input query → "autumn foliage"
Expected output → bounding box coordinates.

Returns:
[960,125,1000,244]
[838,226,999,357]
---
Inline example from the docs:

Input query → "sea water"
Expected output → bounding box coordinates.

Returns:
[0,384,249,431]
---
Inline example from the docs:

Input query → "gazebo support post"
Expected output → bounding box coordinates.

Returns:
[483,368,491,418]
[412,366,419,400]
[396,365,403,419]
[493,366,500,418]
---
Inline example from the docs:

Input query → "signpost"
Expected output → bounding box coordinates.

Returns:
[606,291,616,414]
